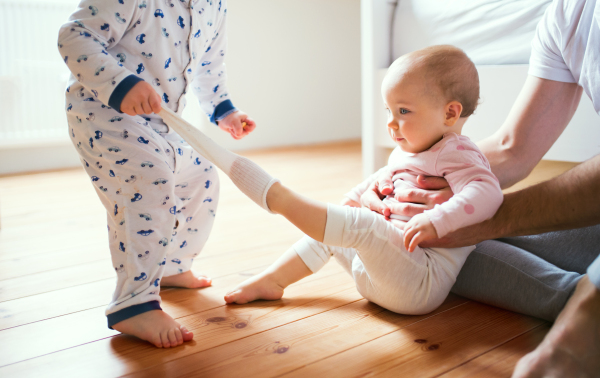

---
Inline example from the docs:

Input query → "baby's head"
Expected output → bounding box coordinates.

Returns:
[382,45,479,153]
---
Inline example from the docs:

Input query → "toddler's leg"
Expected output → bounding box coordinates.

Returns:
[69,109,195,348]
[158,133,220,288]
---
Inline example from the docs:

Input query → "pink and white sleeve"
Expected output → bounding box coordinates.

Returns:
[424,140,503,238]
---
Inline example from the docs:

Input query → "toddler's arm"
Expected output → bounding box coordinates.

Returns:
[190,7,253,139]
[58,1,145,110]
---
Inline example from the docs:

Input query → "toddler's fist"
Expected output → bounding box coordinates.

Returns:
[120,81,161,116]
[217,111,256,139]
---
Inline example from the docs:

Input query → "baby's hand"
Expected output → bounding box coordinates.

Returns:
[120,81,162,116]
[218,111,256,140]
[403,213,438,252]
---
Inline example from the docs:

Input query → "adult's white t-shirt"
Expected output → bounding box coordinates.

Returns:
[529,0,600,114]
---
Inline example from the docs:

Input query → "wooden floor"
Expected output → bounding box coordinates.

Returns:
[0,141,577,377]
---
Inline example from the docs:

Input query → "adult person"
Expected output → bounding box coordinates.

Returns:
[361,0,600,376]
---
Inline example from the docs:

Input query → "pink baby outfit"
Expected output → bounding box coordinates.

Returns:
[290,133,503,315]
[347,133,503,237]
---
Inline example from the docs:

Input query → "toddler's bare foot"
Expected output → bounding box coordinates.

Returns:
[512,276,600,378]
[224,273,285,304]
[161,270,212,288]
[112,310,193,348]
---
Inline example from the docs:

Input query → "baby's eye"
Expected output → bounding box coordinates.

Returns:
[400,108,409,114]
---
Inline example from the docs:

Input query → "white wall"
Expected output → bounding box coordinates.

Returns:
[182,0,362,151]
[0,0,362,175]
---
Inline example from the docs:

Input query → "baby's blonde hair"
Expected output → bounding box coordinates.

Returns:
[390,45,480,117]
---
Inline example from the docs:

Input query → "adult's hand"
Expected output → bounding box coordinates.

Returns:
[360,172,453,219]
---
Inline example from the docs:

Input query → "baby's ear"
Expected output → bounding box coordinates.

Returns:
[445,101,463,126]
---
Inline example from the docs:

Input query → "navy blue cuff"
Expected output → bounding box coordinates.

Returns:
[210,99,237,124]
[107,300,162,329]
[108,75,144,113]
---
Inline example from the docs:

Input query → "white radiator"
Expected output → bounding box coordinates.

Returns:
[0,0,76,146]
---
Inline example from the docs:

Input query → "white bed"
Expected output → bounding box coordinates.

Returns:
[361,0,600,176]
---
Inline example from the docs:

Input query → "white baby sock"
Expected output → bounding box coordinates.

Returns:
[159,107,279,213]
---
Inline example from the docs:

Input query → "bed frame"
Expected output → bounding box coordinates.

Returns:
[360,0,600,177]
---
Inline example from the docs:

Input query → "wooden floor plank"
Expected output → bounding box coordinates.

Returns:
[0,272,358,376]
[124,296,469,378]
[439,324,550,378]
[280,302,545,378]
[0,262,345,367]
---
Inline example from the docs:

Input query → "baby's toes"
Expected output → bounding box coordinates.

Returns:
[160,331,171,348]
[167,328,178,347]
[174,327,183,345]
[180,326,193,341]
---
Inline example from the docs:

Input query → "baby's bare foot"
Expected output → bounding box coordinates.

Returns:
[161,270,212,288]
[112,310,193,348]
[224,273,285,304]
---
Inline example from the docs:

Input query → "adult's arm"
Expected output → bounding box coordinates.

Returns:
[422,153,600,248]
[479,76,583,188]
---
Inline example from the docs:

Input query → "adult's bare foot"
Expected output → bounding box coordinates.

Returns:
[161,270,212,288]
[224,273,285,304]
[112,310,193,348]
[512,276,600,378]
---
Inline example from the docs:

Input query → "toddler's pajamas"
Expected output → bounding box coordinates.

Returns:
[58,0,234,327]
[294,133,504,314]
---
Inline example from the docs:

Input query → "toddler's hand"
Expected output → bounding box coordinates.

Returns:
[218,111,256,140]
[403,213,438,252]
[120,81,162,116]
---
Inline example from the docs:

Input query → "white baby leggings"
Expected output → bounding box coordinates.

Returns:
[293,204,474,315]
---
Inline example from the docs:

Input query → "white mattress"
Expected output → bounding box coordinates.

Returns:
[392,0,553,65]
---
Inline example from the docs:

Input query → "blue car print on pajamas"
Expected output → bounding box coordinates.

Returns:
[136,33,146,44]
[187,228,198,234]
[107,146,121,152]
[89,137,94,149]
[109,170,115,177]
[169,206,177,214]
[136,63,144,74]
[116,159,128,165]
[94,66,105,76]
[164,57,172,68]
[116,53,126,62]
[141,52,152,59]
[153,278,160,286]
[194,29,201,38]
[138,251,150,260]
[138,136,149,144]
[159,237,169,246]
[203,197,212,203]
[154,9,164,17]
[89,6,98,15]
[134,272,147,281]
[205,180,211,188]
[101,23,109,31]
[180,241,187,248]
[139,213,152,221]
[171,258,181,264]
[110,116,123,122]
[139,0,147,9]
[161,27,169,37]
[177,16,185,28]
[141,161,154,168]
[114,204,118,216]
[125,175,136,183]
[91,176,99,182]
[131,193,142,202]
[201,61,211,66]
[119,242,126,252]
[137,229,154,236]
[115,12,126,24]
[162,93,169,103]
[153,178,168,185]
[76,55,88,63]
[95,130,102,139]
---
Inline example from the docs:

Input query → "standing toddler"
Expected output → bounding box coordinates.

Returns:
[58,0,253,348]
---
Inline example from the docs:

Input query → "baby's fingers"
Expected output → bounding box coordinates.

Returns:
[403,226,416,251]
[408,232,423,253]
